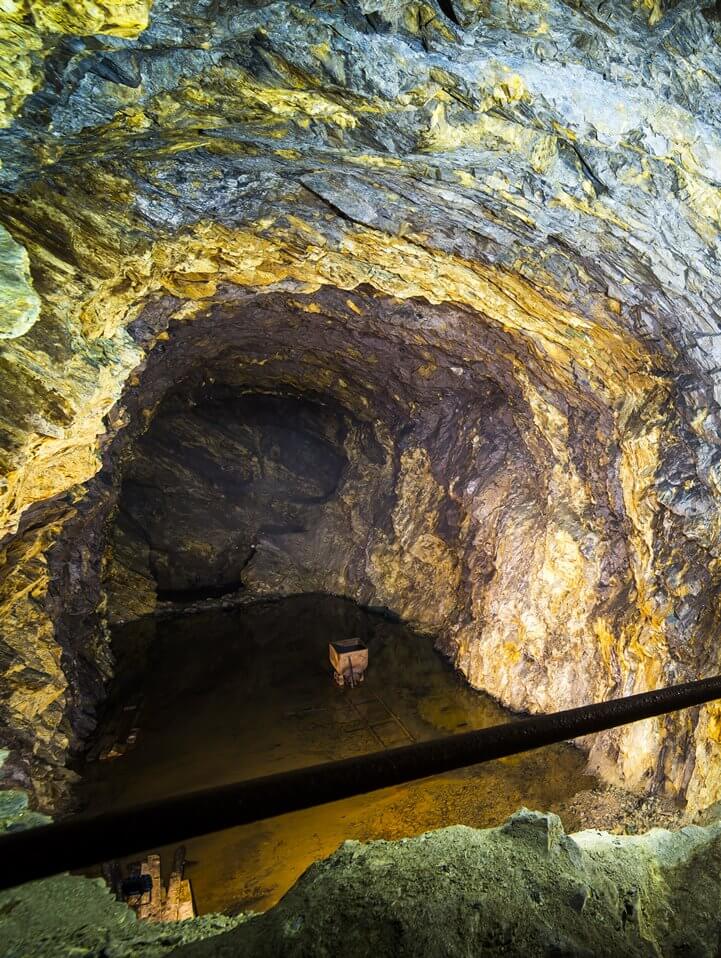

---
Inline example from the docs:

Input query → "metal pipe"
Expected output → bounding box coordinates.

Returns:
[1,673,721,892]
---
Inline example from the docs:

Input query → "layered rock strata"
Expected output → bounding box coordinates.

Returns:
[2,0,721,811]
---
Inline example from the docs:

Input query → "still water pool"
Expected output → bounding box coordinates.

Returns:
[77,595,597,914]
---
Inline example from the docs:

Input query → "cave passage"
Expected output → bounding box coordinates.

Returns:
[76,595,596,915]
[10,0,721,951]
[105,377,400,619]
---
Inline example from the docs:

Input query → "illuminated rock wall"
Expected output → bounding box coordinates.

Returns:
[2,0,721,812]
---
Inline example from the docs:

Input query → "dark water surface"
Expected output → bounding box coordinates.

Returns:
[77,595,596,914]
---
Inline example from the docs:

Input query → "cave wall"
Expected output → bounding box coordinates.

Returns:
[3,0,721,811]
[106,387,394,611]
[102,288,533,630]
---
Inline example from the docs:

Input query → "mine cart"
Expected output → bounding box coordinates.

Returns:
[329,638,368,687]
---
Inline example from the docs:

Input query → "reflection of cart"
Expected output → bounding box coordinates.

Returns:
[329,638,368,687]
[104,847,194,922]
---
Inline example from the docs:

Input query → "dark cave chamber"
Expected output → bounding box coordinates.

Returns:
[104,378,396,620]
[74,332,600,916]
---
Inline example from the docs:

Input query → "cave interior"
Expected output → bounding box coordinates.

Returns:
[5,0,721,953]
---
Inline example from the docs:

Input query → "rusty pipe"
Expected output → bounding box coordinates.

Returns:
[1,673,720,892]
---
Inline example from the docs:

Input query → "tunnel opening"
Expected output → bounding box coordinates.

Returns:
[105,380,394,618]
[34,283,664,818]
[66,291,624,915]
[52,279,687,919]
[0,279,706,934]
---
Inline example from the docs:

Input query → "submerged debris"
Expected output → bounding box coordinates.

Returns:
[558,784,687,835]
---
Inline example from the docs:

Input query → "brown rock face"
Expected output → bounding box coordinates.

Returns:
[3,0,721,813]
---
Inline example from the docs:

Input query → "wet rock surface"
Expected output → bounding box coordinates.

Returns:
[4,0,721,814]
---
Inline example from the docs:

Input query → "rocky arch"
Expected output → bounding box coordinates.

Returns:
[2,0,721,818]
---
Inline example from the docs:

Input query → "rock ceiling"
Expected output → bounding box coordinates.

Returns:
[3,0,721,813]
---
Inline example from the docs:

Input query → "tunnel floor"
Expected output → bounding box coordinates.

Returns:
[76,595,598,915]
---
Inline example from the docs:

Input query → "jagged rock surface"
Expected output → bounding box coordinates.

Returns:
[6,810,721,958]
[0,873,247,958]
[176,810,721,958]
[3,0,721,811]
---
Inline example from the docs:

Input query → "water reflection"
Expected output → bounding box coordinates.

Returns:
[77,595,596,914]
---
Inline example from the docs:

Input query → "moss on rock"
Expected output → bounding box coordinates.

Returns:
[5,811,721,957]
[0,874,249,958]
[175,810,721,958]
[0,226,39,340]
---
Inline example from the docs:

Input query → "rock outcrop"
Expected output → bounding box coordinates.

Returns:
[3,0,721,811]
[178,809,721,958]
[4,810,721,957]
[0,872,246,958]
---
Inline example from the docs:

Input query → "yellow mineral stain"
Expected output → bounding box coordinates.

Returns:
[0,20,44,127]
[350,153,405,170]
[704,703,721,744]
[424,102,557,176]
[633,0,664,26]
[454,170,477,188]
[1,209,658,538]
[182,68,359,130]
[275,148,302,160]
[369,448,462,633]
[552,190,636,232]
[29,0,152,36]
